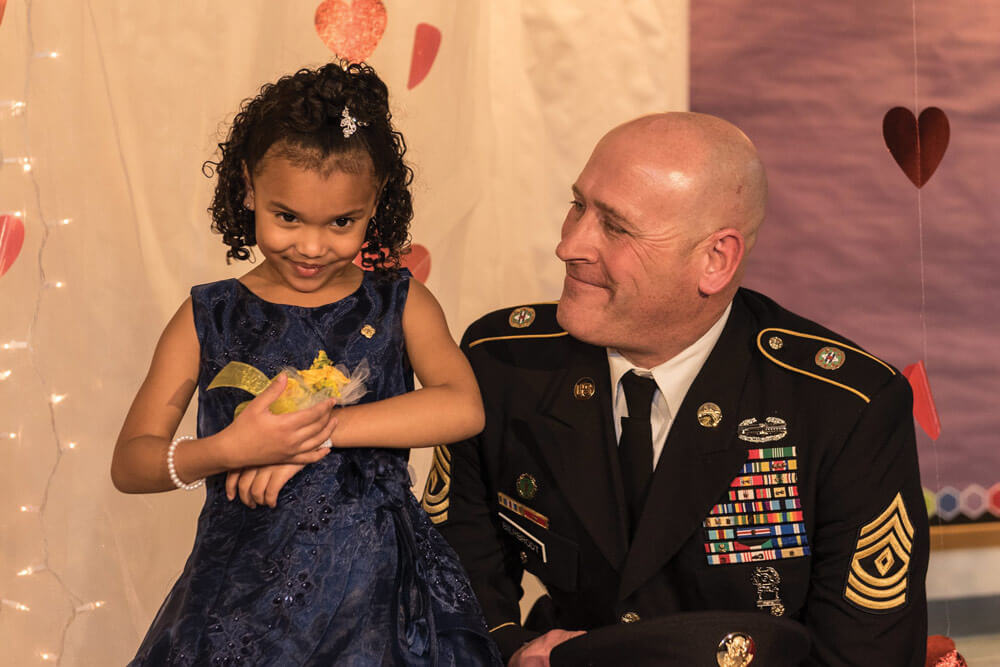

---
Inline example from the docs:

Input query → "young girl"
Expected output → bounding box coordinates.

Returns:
[112,62,502,666]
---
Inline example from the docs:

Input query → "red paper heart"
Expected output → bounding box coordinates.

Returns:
[314,0,387,63]
[903,360,941,440]
[407,23,442,90]
[0,214,25,278]
[883,107,949,188]
[0,1,8,28]
[353,243,431,282]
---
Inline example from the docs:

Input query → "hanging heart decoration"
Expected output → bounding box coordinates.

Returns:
[882,107,950,188]
[0,213,25,278]
[407,23,442,89]
[314,0,387,63]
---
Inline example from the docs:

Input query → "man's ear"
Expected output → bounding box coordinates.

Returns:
[242,162,255,211]
[698,228,745,296]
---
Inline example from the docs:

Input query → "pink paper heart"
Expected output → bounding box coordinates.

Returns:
[407,23,442,89]
[314,0,387,62]
[882,107,949,188]
[353,243,431,282]
[0,214,25,278]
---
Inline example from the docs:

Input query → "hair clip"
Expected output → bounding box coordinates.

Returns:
[340,106,368,138]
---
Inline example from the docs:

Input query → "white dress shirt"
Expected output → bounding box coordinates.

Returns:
[607,303,732,468]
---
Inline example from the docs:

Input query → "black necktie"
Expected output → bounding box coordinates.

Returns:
[618,370,658,537]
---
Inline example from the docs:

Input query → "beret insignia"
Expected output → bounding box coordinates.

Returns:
[843,492,915,613]
[420,445,451,524]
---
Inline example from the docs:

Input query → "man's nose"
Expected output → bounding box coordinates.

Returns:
[556,211,598,263]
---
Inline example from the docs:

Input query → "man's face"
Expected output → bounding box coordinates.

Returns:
[555,134,705,360]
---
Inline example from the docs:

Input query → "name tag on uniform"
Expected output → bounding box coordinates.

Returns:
[498,512,547,563]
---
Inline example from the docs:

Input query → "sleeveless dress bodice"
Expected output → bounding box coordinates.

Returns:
[130,271,501,666]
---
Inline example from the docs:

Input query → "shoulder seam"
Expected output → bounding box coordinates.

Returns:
[468,331,569,349]
[756,328,895,404]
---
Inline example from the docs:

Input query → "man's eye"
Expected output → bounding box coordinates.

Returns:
[569,200,584,211]
[602,218,626,236]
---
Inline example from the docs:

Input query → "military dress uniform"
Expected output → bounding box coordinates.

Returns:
[423,288,929,666]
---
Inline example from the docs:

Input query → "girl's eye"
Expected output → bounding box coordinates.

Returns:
[330,218,353,228]
[277,212,296,223]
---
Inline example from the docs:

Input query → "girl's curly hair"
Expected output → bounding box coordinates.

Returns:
[203,62,413,269]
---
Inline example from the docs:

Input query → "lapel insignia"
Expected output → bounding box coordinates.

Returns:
[360,324,376,338]
[752,566,785,616]
[844,492,914,613]
[420,446,451,524]
[697,402,723,428]
[717,632,756,667]
[738,417,787,443]
[516,473,539,500]
[573,377,596,400]
[498,512,547,563]
[508,306,536,329]
[815,346,845,370]
[703,446,811,565]
[498,491,550,529]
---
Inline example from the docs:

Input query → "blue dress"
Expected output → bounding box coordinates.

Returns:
[131,270,502,666]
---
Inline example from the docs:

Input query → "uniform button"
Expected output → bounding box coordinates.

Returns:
[620,611,640,624]
[519,551,528,564]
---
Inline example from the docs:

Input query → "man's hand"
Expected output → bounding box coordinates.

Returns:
[508,629,586,667]
[226,463,305,508]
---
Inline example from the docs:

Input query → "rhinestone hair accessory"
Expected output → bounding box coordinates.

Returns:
[340,106,367,138]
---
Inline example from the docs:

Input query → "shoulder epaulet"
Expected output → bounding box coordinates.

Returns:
[756,327,896,403]
[465,302,567,349]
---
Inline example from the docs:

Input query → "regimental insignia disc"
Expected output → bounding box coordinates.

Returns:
[698,402,723,428]
[508,306,536,329]
[573,377,596,400]
[717,632,756,667]
[768,336,784,350]
[815,346,845,370]
[516,473,538,500]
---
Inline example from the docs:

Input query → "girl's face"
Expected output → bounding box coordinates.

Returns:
[246,154,378,295]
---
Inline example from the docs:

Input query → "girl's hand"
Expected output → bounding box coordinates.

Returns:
[221,373,338,468]
[226,463,305,508]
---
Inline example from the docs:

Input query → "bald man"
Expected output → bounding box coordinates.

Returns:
[423,113,928,666]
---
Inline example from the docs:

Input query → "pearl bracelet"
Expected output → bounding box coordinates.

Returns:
[167,436,205,491]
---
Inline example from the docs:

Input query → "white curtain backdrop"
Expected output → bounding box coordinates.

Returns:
[0,1,687,663]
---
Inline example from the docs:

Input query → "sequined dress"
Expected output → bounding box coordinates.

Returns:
[130,270,501,666]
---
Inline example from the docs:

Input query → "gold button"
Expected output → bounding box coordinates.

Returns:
[361,324,376,339]
[519,551,528,564]
[620,611,640,624]
[768,336,783,350]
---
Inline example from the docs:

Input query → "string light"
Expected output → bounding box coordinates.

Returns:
[20,505,40,513]
[58,218,71,225]
[2,341,30,350]
[17,564,46,577]
[1,599,31,612]
[49,393,66,404]
[39,652,58,662]
[63,441,78,451]
[1,370,13,380]
[74,600,106,613]
[32,51,60,59]
[0,100,27,116]
[7,432,17,439]
[44,280,64,289]
[2,156,32,172]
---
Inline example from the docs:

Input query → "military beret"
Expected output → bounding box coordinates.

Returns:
[550,610,811,667]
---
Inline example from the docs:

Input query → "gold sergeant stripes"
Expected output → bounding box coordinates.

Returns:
[844,492,915,613]
[420,446,451,524]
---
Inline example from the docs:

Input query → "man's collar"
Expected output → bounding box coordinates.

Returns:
[606,302,733,418]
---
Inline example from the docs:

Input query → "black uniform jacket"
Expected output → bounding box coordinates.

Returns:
[424,288,929,666]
